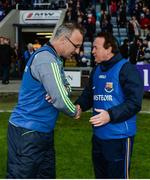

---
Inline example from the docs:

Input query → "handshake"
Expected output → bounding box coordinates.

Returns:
[45,94,82,119]
[45,94,110,126]
[74,104,82,119]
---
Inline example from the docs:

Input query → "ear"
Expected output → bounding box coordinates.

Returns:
[107,46,112,54]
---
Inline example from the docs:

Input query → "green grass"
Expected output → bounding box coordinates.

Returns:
[141,98,150,111]
[0,112,150,178]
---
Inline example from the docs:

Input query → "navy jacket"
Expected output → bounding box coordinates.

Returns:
[75,53,144,124]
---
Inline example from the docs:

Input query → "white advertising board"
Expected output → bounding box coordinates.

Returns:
[64,71,81,87]
[20,10,62,24]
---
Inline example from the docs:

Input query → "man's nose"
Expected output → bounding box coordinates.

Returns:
[92,48,95,54]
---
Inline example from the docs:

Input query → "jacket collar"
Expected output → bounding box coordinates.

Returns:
[100,53,123,71]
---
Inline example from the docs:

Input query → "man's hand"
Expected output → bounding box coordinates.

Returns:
[89,108,110,127]
[46,94,82,119]
[74,104,82,119]
[45,94,52,103]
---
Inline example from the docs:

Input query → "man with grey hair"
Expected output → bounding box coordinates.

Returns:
[23,43,34,65]
[7,23,84,178]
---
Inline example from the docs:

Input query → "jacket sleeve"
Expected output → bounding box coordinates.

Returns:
[75,68,95,111]
[108,62,144,123]
[31,51,77,117]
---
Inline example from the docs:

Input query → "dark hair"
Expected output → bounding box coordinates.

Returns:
[123,39,129,44]
[96,32,119,53]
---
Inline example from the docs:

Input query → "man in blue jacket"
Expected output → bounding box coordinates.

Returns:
[7,23,84,178]
[75,32,143,178]
[23,43,34,65]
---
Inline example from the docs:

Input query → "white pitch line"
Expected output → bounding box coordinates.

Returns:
[139,111,150,114]
[0,110,12,113]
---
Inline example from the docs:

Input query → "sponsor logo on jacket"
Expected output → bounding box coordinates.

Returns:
[94,94,113,101]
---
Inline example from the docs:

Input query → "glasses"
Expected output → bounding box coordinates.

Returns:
[65,36,81,49]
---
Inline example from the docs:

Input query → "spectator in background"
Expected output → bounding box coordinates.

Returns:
[12,43,23,78]
[138,39,148,63]
[144,40,150,63]
[146,30,150,41]
[49,1,58,10]
[86,13,96,42]
[0,37,12,84]
[128,16,141,42]
[2,0,11,15]
[9,42,19,78]
[100,13,112,34]
[129,38,143,64]
[139,13,150,37]
[128,0,136,16]
[76,50,88,67]
[32,0,43,9]
[65,8,73,22]
[119,39,129,59]
[144,7,150,19]
[109,0,117,16]
[100,0,107,12]
[106,20,113,34]
[58,0,66,9]
[33,39,41,51]
[117,7,127,27]
[77,15,83,27]
[23,43,35,65]
[100,13,108,32]
[131,3,141,22]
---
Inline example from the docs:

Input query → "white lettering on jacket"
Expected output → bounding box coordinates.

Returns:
[94,95,113,101]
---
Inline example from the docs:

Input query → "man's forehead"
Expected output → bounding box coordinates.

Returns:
[71,29,83,37]
[71,32,83,42]
[93,37,105,45]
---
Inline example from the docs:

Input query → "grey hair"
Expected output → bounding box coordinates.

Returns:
[27,43,33,49]
[53,23,84,39]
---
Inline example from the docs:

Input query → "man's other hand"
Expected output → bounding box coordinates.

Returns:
[45,94,52,103]
[89,108,110,126]
[74,104,82,119]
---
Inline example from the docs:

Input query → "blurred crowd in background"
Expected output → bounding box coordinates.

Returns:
[0,0,150,84]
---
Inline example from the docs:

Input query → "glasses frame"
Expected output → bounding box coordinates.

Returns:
[65,36,81,49]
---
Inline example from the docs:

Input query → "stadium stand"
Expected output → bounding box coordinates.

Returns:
[0,0,150,84]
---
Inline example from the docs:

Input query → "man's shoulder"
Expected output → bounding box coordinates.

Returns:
[33,49,57,65]
[120,60,140,77]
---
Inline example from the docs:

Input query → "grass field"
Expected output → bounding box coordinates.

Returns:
[0,111,150,178]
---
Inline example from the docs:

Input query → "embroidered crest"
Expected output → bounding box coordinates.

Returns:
[104,82,114,93]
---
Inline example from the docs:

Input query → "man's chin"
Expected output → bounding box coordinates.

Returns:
[66,54,74,59]
[94,59,98,63]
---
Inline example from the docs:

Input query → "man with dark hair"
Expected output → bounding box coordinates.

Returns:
[0,37,12,84]
[75,32,143,178]
[129,38,143,64]
[119,39,129,59]
[7,23,84,178]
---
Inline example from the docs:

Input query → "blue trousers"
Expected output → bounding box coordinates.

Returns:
[7,123,56,179]
[92,135,134,178]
